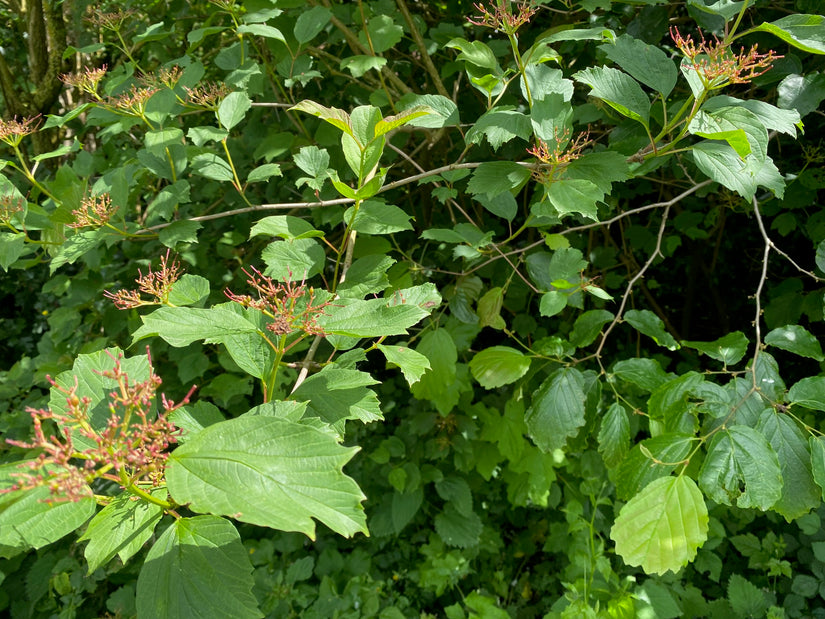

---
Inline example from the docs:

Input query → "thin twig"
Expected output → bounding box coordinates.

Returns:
[750,195,772,382]
[591,205,673,364]
[395,0,451,98]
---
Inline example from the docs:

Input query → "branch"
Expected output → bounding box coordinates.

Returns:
[142,161,491,232]
[395,0,451,98]
[750,195,772,380]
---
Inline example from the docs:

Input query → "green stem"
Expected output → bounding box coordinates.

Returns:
[222,139,252,206]
[726,0,752,43]
[11,147,61,205]
[509,33,532,108]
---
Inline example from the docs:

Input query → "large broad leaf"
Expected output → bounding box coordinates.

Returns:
[611,476,708,575]
[778,72,825,118]
[217,91,251,130]
[600,34,678,97]
[757,410,819,521]
[136,516,261,619]
[765,325,825,361]
[598,402,631,468]
[469,346,531,389]
[809,436,825,499]
[538,179,603,221]
[79,491,164,573]
[249,215,323,241]
[573,66,650,127]
[624,309,679,350]
[261,238,326,280]
[681,331,749,365]
[691,141,785,200]
[789,376,825,411]
[464,108,533,151]
[0,462,96,558]
[751,14,825,55]
[467,161,532,198]
[688,107,768,161]
[410,328,462,416]
[699,426,782,510]
[702,96,802,137]
[290,366,382,435]
[525,367,586,452]
[612,358,672,392]
[166,416,367,538]
[614,434,694,501]
[377,344,431,386]
[317,295,432,338]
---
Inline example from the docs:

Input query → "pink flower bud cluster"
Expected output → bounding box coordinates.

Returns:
[3,351,193,503]
[225,266,334,336]
[104,250,183,309]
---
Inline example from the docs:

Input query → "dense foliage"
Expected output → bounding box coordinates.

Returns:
[2,0,825,616]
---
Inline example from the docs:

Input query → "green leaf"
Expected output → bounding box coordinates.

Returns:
[526,367,585,452]
[751,14,825,55]
[611,476,708,575]
[624,309,679,350]
[0,232,27,271]
[539,179,603,221]
[681,331,749,365]
[187,126,228,146]
[0,462,96,558]
[765,324,825,361]
[465,109,533,150]
[237,23,286,43]
[809,436,825,499]
[50,229,106,273]
[136,516,261,619]
[397,94,460,128]
[249,215,322,241]
[290,100,352,137]
[757,410,819,521]
[530,94,572,143]
[318,296,431,338]
[688,107,767,160]
[167,274,210,307]
[477,287,505,330]
[345,200,413,234]
[434,504,482,548]
[574,66,651,127]
[691,141,785,200]
[469,346,531,389]
[778,72,825,118]
[467,161,532,197]
[789,376,825,410]
[817,239,825,273]
[612,358,671,392]
[261,238,325,280]
[377,344,431,386]
[337,254,394,298]
[565,151,631,194]
[445,38,498,70]
[294,6,331,44]
[191,153,234,182]
[750,351,786,402]
[340,55,387,78]
[703,96,802,137]
[727,573,768,617]
[615,434,694,500]
[474,192,517,221]
[133,307,259,348]
[699,426,782,510]
[539,290,567,317]
[600,34,678,97]
[291,366,382,432]
[569,309,614,348]
[375,106,432,137]
[79,492,164,573]
[167,417,367,538]
[247,163,282,183]
[599,402,631,468]
[158,220,202,248]
[168,401,226,441]
[359,15,402,53]
[410,329,460,416]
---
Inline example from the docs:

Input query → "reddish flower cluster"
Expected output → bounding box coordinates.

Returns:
[670,27,781,88]
[468,0,537,33]
[68,193,118,229]
[104,250,183,309]
[0,115,42,147]
[184,82,231,110]
[60,65,108,98]
[106,85,159,116]
[528,127,592,182]
[0,194,25,224]
[3,351,192,503]
[84,9,138,30]
[225,267,333,336]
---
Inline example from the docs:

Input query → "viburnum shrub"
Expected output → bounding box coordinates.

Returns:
[2,0,825,617]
